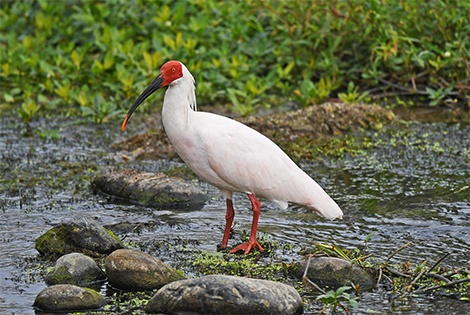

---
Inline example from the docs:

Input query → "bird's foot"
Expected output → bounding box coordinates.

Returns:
[229,239,264,255]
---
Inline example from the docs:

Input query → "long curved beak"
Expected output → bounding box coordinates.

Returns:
[121,72,164,131]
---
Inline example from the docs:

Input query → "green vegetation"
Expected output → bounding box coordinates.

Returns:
[316,286,359,313]
[1,0,469,121]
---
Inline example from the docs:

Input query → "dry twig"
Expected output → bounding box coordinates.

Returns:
[384,242,412,264]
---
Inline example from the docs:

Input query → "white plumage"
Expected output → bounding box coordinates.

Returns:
[122,60,343,254]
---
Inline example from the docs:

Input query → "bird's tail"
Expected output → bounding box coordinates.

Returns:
[293,173,343,220]
[308,198,343,220]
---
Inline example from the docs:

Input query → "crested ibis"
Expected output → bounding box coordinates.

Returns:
[122,60,343,254]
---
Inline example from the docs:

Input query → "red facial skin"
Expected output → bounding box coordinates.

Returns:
[160,60,183,86]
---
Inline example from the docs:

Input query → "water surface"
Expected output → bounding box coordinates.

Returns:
[0,113,469,314]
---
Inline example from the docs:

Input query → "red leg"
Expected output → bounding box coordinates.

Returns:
[221,198,234,248]
[230,194,264,254]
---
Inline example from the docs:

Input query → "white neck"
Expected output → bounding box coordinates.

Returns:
[161,63,197,131]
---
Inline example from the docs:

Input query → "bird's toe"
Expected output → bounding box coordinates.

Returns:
[229,239,264,254]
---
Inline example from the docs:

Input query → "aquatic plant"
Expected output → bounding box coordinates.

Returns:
[316,286,359,314]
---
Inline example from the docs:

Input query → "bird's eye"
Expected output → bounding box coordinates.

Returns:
[172,68,176,72]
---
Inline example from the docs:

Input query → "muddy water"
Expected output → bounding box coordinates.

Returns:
[0,112,469,314]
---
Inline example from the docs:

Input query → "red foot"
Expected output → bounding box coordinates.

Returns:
[230,239,264,255]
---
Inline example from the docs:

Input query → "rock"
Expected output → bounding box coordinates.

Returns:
[33,284,105,311]
[47,253,106,285]
[294,256,375,290]
[35,215,123,256]
[91,169,208,209]
[105,249,184,291]
[146,275,303,315]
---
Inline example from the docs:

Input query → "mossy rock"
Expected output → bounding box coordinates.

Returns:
[35,216,123,256]
[105,249,185,291]
[47,253,106,285]
[35,225,74,256]
[34,284,105,311]
[91,169,208,209]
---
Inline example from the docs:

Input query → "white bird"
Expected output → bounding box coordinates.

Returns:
[122,60,343,254]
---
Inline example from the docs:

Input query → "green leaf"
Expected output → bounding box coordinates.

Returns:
[35,129,60,139]
[103,52,114,70]
[102,26,111,46]
[172,2,185,22]
[4,93,14,103]
[55,84,70,101]
[22,36,32,50]
[153,51,163,68]
[335,286,351,295]
[80,106,95,116]
[93,60,104,72]
[154,5,172,24]
[425,87,438,97]
[163,34,175,50]
[71,50,82,68]
[77,92,88,107]
[2,63,10,76]
[143,51,153,70]
[39,60,54,76]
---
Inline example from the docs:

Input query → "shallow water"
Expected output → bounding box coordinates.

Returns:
[0,113,469,314]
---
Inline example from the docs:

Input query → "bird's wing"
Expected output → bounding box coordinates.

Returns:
[193,113,305,196]
[190,112,343,219]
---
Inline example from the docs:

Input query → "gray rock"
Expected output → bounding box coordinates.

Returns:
[47,253,106,285]
[294,256,375,290]
[105,249,185,291]
[35,215,123,256]
[91,169,208,209]
[33,284,105,311]
[146,275,303,315]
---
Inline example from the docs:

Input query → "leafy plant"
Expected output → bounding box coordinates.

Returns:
[316,286,359,314]
[0,0,469,122]
[17,99,40,125]
[338,82,370,104]
[35,129,60,139]
[227,88,259,116]
[425,86,454,106]
[292,77,339,107]
[80,95,122,123]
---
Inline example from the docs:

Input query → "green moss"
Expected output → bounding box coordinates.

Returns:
[163,166,196,180]
[84,287,103,300]
[187,233,293,282]
[49,266,73,283]
[103,227,124,248]
[151,195,181,204]
[190,250,287,281]
[35,226,74,256]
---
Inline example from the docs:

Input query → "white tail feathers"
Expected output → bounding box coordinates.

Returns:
[308,201,343,220]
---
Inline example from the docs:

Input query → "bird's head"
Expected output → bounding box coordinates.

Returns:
[121,60,183,131]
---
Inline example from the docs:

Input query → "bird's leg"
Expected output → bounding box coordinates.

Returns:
[221,198,234,248]
[230,194,264,254]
